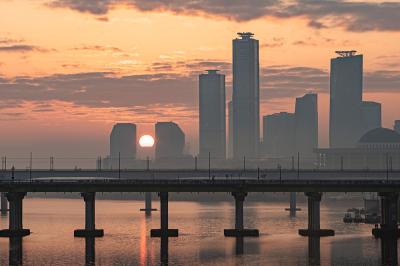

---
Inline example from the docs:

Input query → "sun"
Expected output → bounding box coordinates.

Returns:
[139,135,155,147]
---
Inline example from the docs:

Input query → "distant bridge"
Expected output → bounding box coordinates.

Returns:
[1,168,399,181]
[1,177,400,193]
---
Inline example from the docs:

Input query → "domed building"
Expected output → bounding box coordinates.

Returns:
[317,128,400,170]
[357,128,400,149]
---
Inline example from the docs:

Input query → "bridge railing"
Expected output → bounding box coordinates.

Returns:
[1,154,398,172]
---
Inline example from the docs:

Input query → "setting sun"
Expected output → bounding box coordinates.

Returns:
[139,135,155,147]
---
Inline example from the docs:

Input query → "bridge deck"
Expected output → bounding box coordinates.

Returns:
[0,179,400,193]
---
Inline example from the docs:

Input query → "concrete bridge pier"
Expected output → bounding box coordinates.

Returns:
[299,192,334,237]
[372,192,400,266]
[74,192,104,237]
[224,192,259,237]
[140,192,157,215]
[285,192,301,216]
[0,192,30,237]
[150,192,178,237]
[1,192,8,215]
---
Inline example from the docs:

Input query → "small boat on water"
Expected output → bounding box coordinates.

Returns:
[365,213,381,224]
[343,212,353,223]
[353,212,363,223]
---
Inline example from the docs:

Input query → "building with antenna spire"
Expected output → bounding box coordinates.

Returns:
[232,32,260,160]
[330,50,364,148]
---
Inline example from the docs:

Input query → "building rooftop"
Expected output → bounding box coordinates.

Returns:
[237,32,254,39]
[358,128,400,143]
[205,70,219,74]
[335,50,357,57]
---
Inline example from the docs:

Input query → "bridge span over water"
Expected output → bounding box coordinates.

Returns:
[0,172,400,265]
[2,168,400,180]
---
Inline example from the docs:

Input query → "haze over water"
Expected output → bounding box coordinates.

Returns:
[0,196,383,265]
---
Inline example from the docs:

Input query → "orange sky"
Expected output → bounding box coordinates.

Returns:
[0,0,399,162]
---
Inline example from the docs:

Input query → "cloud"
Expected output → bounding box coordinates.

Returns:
[365,70,400,93]
[262,38,284,48]
[0,62,398,113]
[72,45,123,52]
[0,44,53,53]
[0,37,24,44]
[0,72,198,108]
[261,66,329,99]
[47,0,400,31]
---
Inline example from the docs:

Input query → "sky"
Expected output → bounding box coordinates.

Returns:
[0,0,399,163]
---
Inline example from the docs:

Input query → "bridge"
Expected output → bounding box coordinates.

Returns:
[0,171,399,265]
[1,168,399,180]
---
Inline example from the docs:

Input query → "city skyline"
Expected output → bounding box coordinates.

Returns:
[1,2,400,265]
[0,0,399,157]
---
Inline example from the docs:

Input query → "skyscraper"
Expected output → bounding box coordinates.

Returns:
[199,70,226,159]
[228,101,233,159]
[295,93,318,157]
[263,112,295,157]
[361,101,381,133]
[155,122,185,160]
[329,51,363,148]
[394,120,400,134]
[232,32,260,159]
[109,123,136,168]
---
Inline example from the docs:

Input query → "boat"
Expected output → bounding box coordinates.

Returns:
[343,212,353,223]
[353,212,364,223]
[365,213,381,224]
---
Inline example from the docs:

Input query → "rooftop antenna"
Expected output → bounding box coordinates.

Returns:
[335,50,357,57]
[237,32,254,39]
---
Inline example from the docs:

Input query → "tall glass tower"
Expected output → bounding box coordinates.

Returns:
[295,93,318,157]
[199,70,226,159]
[232,32,260,159]
[330,51,363,148]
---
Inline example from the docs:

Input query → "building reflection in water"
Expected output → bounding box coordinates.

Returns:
[308,237,320,266]
[235,237,244,255]
[381,236,397,266]
[9,237,23,266]
[85,237,95,266]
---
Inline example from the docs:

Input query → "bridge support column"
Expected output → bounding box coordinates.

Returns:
[0,192,30,237]
[1,192,8,215]
[372,192,400,266]
[224,192,259,237]
[74,192,104,237]
[140,192,157,215]
[285,192,301,216]
[150,192,178,237]
[299,192,334,237]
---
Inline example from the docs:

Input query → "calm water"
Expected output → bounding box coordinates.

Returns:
[0,196,386,265]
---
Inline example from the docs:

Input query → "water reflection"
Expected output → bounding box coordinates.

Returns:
[1,198,398,265]
[140,218,147,265]
[235,237,243,255]
[381,236,398,266]
[85,237,95,266]
[308,237,320,266]
[9,237,22,266]
[160,235,168,265]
